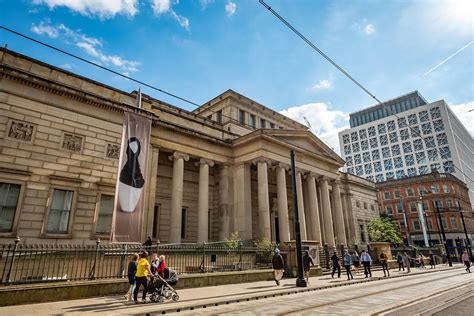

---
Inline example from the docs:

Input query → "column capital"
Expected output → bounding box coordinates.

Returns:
[331,179,342,186]
[252,157,272,165]
[195,158,214,167]
[288,168,306,176]
[272,162,290,171]
[304,172,319,180]
[169,151,189,162]
[317,175,329,183]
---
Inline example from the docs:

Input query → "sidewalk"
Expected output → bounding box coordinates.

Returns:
[0,264,462,315]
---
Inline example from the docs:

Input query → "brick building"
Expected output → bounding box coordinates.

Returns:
[376,172,473,255]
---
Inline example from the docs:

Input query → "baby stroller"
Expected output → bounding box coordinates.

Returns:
[148,267,180,303]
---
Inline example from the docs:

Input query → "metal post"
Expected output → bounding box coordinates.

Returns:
[434,201,452,267]
[458,202,473,261]
[200,241,206,273]
[423,208,432,247]
[400,197,411,246]
[6,236,20,284]
[90,238,100,280]
[290,150,306,287]
[238,240,243,270]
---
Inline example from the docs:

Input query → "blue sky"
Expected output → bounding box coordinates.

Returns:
[0,0,472,151]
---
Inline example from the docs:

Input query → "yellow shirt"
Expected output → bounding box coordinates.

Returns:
[136,258,150,277]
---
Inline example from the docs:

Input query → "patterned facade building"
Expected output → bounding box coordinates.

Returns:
[0,49,379,247]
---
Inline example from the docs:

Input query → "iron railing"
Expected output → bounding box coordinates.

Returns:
[0,238,273,285]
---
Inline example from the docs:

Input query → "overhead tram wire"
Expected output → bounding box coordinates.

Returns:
[0,25,262,132]
[259,0,473,185]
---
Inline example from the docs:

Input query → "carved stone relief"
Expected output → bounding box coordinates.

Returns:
[106,143,120,159]
[61,133,83,152]
[7,120,35,142]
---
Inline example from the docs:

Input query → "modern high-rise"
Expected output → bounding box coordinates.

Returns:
[338,91,474,206]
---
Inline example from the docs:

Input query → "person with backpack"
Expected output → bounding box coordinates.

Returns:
[396,252,404,271]
[272,248,284,285]
[330,252,341,278]
[380,251,390,277]
[343,250,353,280]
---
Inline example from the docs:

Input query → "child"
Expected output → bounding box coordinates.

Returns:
[125,253,139,301]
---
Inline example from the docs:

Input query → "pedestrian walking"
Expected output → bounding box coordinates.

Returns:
[461,250,471,273]
[380,251,390,277]
[134,251,152,304]
[418,254,425,268]
[352,251,360,275]
[403,252,411,273]
[360,250,372,278]
[330,252,341,278]
[343,250,353,280]
[396,252,404,271]
[125,253,139,301]
[429,252,436,269]
[272,248,285,285]
[303,250,314,283]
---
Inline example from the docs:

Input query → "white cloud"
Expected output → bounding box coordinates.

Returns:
[31,21,59,38]
[199,0,214,9]
[151,0,170,15]
[311,79,332,91]
[32,0,139,19]
[280,102,349,154]
[450,102,474,137]
[151,0,189,30]
[364,23,375,35]
[31,21,140,73]
[225,1,236,17]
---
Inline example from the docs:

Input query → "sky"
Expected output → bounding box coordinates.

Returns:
[0,0,472,153]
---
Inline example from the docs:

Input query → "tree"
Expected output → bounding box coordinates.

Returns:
[367,215,403,244]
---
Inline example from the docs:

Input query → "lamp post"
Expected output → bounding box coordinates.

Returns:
[290,150,306,287]
[400,196,411,246]
[434,200,452,267]
[458,201,473,261]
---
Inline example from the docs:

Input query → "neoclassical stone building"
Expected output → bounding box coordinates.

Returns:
[0,49,378,249]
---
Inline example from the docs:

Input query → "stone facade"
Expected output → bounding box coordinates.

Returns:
[0,48,378,248]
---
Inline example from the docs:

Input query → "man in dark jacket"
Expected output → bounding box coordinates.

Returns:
[330,252,341,278]
[272,248,284,285]
[303,250,315,283]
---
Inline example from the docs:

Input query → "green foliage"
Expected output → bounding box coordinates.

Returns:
[367,216,403,244]
[254,239,279,261]
[224,231,241,250]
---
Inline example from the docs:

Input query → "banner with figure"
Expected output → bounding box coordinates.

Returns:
[111,110,151,243]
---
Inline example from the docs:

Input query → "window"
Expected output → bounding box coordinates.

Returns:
[371,204,375,211]
[342,134,350,144]
[380,134,388,145]
[430,185,439,193]
[216,110,223,124]
[443,161,455,173]
[386,205,393,215]
[386,171,395,180]
[419,110,429,122]
[47,189,74,234]
[270,122,275,129]
[361,140,369,151]
[407,167,417,177]
[446,199,453,208]
[96,194,114,234]
[346,156,353,166]
[433,120,444,132]
[405,154,415,166]
[425,136,436,148]
[356,200,360,208]
[450,216,458,229]
[419,186,426,195]
[398,117,407,128]
[394,189,401,198]
[426,218,433,230]
[384,191,391,200]
[402,142,412,153]
[422,201,428,211]
[430,163,441,172]
[430,107,441,119]
[260,118,266,128]
[384,159,393,171]
[428,149,438,162]
[410,126,421,138]
[413,219,421,231]
[181,208,187,239]
[443,184,449,193]
[351,132,359,142]
[0,183,21,232]
[437,133,448,145]
[400,129,410,140]
[352,142,360,153]
[387,120,396,131]
[422,123,432,135]
[399,219,406,229]
[359,129,367,139]
[441,217,447,229]
[408,114,418,125]
[344,145,351,155]
[354,154,362,165]
[363,152,371,162]
[249,114,256,128]
[394,157,404,168]
[364,163,372,174]
[396,170,406,179]
[360,223,366,242]
[391,144,401,156]
[372,149,380,160]
[419,165,429,175]
[355,166,363,176]
[407,187,415,197]
[440,147,451,160]
[410,202,417,213]
[363,202,368,209]
[397,204,404,214]
[368,127,376,137]
[382,147,391,158]
[416,152,426,164]
[239,109,245,124]
[376,174,384,182]
[378,123,386,134]
[413,139,424,151]
[374,161,382,172]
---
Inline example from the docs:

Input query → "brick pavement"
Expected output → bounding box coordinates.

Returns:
[0,264,464,315]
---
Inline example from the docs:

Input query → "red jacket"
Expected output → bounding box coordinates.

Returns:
[156,260,167,278]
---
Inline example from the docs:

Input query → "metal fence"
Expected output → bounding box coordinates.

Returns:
[0,238,272,285]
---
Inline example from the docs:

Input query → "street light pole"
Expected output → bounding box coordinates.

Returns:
[458,201,473,261]
[400,196,411,246]
[290,150,307,287]
[434,200,452,267]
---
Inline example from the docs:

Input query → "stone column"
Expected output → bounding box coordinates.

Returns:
[254,158,271,240]
[319,177,335,248]
[218,164,230,241]
[233,163,252,240]
[275,163,290,243]
[306,173,322,242]
[168,151,189,243]
[332,180,346,246]
[296,169,307,240]
[197,158,214,243]
[145,146,160,238]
